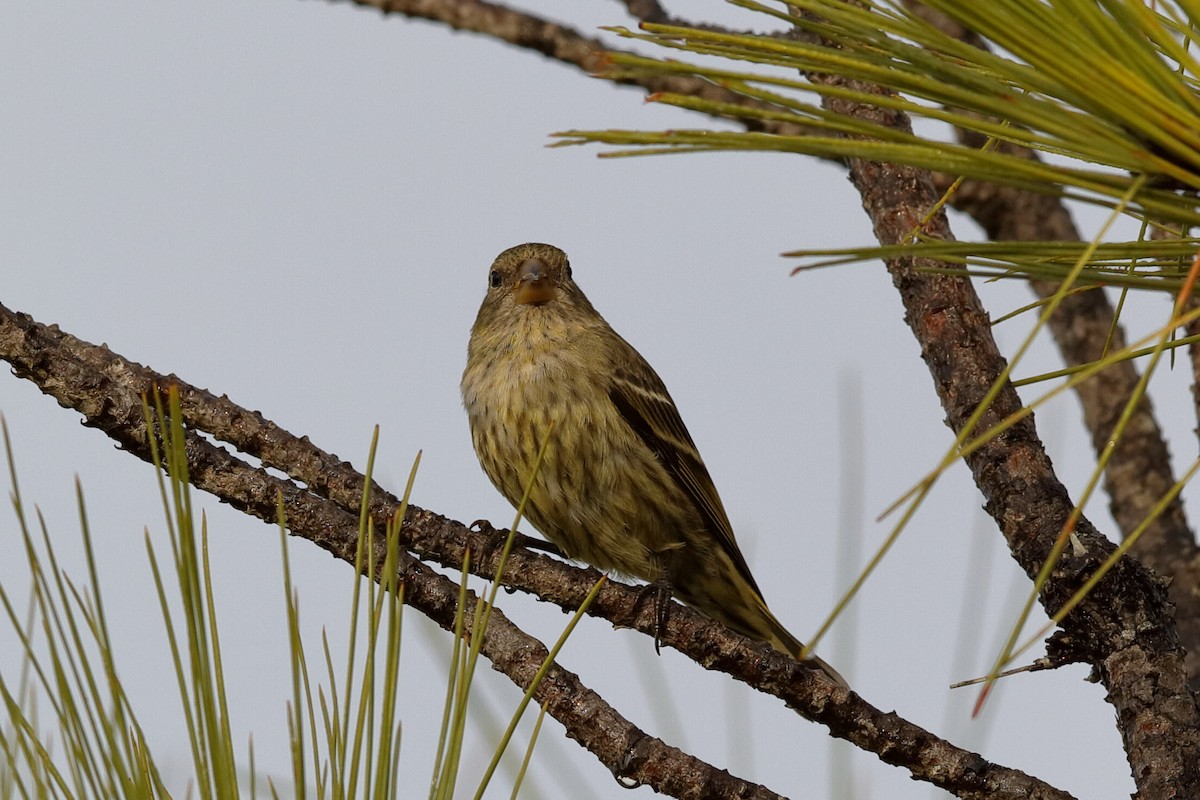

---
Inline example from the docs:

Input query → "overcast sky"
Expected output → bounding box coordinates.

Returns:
[2,2,1187,798]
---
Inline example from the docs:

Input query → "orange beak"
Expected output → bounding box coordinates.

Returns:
[515,258,556,305]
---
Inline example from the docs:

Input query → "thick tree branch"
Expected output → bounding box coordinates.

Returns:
[0,301,1076,800]
[908,0,1200,682]
[795,5,1200,796]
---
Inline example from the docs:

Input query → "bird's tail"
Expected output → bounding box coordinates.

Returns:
[678,563,848,688]
[757,604,848,689]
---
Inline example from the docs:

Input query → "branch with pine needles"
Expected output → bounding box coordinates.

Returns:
[793,7,1200,798]
[906,0,1200,688]
[0,300,1078,800]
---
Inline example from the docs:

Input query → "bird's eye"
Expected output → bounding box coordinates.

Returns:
[565,264,573,278]
[489,270,502,288]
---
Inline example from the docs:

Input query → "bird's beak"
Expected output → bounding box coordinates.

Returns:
[515,258,556,305]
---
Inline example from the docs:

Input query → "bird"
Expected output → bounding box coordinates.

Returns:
[461,242,845,687]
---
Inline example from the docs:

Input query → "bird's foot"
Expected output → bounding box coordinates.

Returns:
[633,578,674,655]
[521,537,566,558]
[467,521,565,573]
[468,520,522,576]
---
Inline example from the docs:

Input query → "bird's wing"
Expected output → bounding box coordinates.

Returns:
[608,345,763,597]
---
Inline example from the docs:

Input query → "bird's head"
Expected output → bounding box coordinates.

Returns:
[468,243,606,349]
[486,242,575,308]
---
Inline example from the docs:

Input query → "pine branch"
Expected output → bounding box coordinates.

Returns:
[906,0,1200,684]
[0,300,1075,800]
[795,4,1200,797]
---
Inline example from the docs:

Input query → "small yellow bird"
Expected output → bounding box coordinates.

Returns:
[461,243,845,687]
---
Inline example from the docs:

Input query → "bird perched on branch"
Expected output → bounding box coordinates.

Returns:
[461,242,845,687]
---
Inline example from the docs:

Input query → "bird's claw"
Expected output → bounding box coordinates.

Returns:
[521,537,566,558]
[633,578,673,655]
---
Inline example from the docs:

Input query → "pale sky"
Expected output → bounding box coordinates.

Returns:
[1,1,1181,797]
